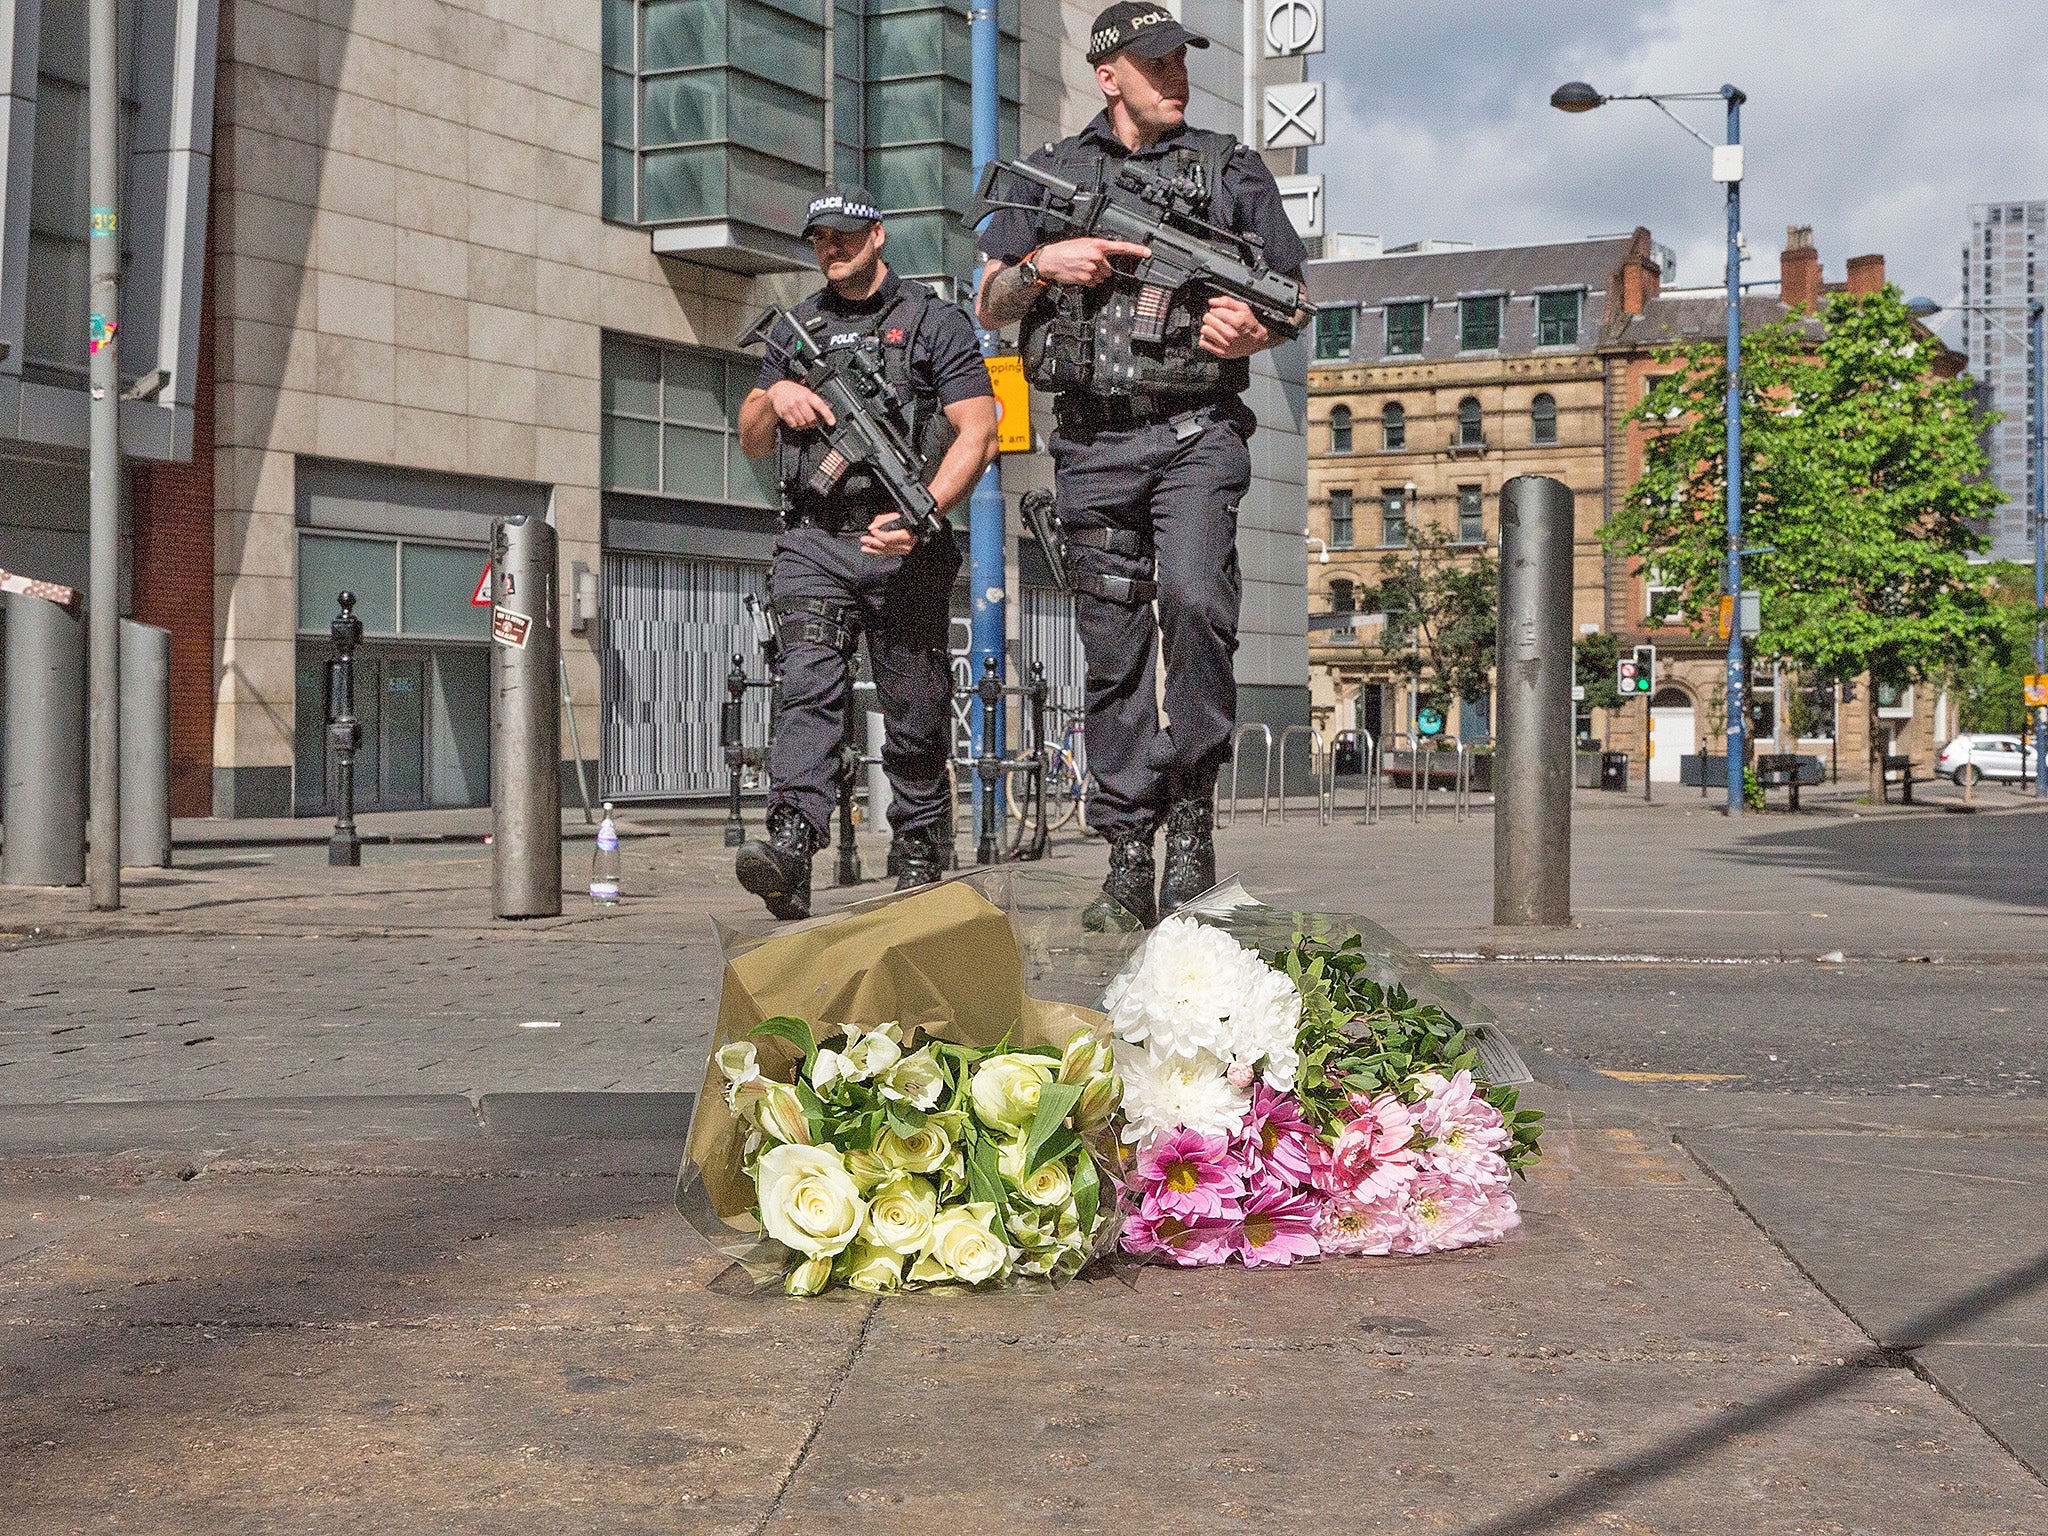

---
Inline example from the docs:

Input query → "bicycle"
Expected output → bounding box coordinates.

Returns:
[1009,707,1087,834]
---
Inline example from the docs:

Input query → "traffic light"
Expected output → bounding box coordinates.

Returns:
[1618,645,1655,697]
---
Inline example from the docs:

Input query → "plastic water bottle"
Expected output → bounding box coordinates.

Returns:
[589,802,621,908]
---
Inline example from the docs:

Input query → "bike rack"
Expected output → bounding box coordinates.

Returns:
[1276,724,1327,825]
[1226,722,1274,826]
[1407,735,1436,823]
[950,658,1054,867]
[1351,729,1382,825]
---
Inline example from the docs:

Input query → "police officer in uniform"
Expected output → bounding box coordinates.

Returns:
[974,4,1308,927]
[734,185,998,920]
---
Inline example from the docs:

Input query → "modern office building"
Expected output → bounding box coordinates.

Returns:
[1961,200,2043,563]
[0,0,1311,822]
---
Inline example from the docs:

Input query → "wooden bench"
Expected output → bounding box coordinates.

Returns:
[1755,753,1825,811]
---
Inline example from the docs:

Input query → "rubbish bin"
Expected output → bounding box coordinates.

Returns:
[1600,751,1629,792]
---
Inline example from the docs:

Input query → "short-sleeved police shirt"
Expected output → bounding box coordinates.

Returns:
[755,268,993,408]
[974,112,1307,398]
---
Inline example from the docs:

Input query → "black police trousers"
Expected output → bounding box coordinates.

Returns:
[1049,413,1252,839]
[765,521,960,843]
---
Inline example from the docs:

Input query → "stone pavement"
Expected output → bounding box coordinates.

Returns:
[1,794,2044,1529]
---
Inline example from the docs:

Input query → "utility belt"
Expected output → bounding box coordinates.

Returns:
[1063,525,1157,606]
[771,595,860,655]
[1054,395,1232,440]
[783,500,880,536]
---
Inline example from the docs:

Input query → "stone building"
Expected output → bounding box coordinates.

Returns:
[1307,224,1966,794]
[0,0,1311,822]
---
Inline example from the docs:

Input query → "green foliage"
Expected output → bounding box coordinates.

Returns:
[1950,562,2040,733]
[1606,286,2008,694]
[1358,521,1499,706]
[1575,632,1625,710]
[1269,933,1543,1174]
[1742,766,1765,812]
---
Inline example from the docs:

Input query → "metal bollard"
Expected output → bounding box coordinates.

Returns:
[975,656,1002,866]
[491,515,562,918]
[2,590,87,886]
[327,593,364,867]
[722,653,748,847]
[118,619,172,868]
[1493,475,1574,926]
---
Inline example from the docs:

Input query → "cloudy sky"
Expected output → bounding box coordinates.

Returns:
[1306,1,2048,347]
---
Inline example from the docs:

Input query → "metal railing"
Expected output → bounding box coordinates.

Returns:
[1275,724,1329,825]
[1353,729,1382,824]
[1226,722,1274,826]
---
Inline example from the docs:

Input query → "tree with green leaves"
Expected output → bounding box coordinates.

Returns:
[1949,562,2038,734]
[1605,285,2009,800]
[1574,632,1625,712]
[1356,522,1497,724]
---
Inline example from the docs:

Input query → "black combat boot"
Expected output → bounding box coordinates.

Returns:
[893,826,947,892]
[1157,793,1217,919]
[1082,828,1158,932]
[735,805,817,921]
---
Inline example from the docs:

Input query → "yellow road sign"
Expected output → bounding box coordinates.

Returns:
[985,353,1033,453]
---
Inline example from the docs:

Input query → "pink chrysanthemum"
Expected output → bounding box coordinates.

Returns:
[1237,1084,1321,1188]
[1390,1174,1503,1255]
[1320,1091,1418,1203]
[1133,1128,1244,1222]
[1412,1070,1514,1193]
[1233,1181,1321,1267]
[1312,1192,1406,1256]
[1122,1207,1237,1267]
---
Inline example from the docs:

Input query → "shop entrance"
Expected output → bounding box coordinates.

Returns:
[1649,687,1696,783]
[293,643,491,814]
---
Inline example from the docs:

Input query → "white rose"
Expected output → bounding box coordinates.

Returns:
[785,1253,834,1296]
[1018,1159,1072,1209]
[969,1053,1056,1134]
[756,1144,866,1259]
[996,1136,1028,1182]
[875,1120,953,1174]
[911,1202,1011,1286]
[839,1240,904,1294]
[861,1172,939,1256]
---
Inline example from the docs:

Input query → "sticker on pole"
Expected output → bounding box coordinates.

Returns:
[2025,674,2048,709]
[472,562,494,607]
[492,607,532,649]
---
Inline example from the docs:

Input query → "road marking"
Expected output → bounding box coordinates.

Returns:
[519,1020,562,1030]
[1595,1069,1747,1083]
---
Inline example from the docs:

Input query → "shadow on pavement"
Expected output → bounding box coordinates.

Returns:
[1461,1247,2048,1536]
[1704,806,2048,912]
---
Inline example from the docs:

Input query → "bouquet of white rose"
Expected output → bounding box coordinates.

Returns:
[716,1018,1120,1295]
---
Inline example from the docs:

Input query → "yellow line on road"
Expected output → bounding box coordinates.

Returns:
[1595,1069,1748,1083]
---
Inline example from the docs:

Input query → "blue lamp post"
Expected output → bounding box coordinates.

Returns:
[966,6,1005,818]
[1554,80,1750,815]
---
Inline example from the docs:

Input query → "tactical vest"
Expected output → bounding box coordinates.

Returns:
[779,279,957,518]
[1020,129,1237,402]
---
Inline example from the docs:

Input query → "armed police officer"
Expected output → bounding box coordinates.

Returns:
[973,4,1308,928]
[733,185,998,920]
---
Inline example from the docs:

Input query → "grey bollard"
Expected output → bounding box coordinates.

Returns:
[1493,475,1573,926]
[119,620,173,868]
[2,591,87,886]
[491,515,562,918]
[866,707,891,829]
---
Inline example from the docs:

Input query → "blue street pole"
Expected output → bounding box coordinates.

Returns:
[1722,84,1746,817]
[967,5,1005,814]
[2032,299,2045,796]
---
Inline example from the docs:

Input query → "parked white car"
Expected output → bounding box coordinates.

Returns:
[1936,733,2040,785]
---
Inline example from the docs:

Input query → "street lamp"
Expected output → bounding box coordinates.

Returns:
[1554,80,1750,816]
[1908,294,2048,797]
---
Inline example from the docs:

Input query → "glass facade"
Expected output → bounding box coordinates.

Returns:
[605,0,1018,285]
[602,333,779,507]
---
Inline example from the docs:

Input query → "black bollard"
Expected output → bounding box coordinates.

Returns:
[835,691,863,887]
[975,656,1003,866]
[327,592,363,868]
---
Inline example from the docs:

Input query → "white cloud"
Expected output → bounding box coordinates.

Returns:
[1308,0,2048,343]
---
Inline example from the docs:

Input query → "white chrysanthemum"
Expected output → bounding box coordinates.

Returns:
[1235,963,1303,1091]
[1114,1043,1248,1146]
[1106,915,1262,1061]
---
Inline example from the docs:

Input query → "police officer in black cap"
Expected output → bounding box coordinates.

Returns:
[974,3,1309,928]
[733,185,998,920]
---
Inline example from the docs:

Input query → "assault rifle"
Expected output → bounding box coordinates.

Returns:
[742,307,945,545]
[967,155,1307,345]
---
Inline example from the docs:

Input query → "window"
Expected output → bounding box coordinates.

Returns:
[296,534,490,642]
[602,332,777,506]
[1537,290,1581,347]
[1329,405,1353,454]
[1327,577,1356,639]
[1531,392,1558,445]
[1315,306,1356,360]
[1328,488,1354,548]
[1749,665,1777,742]
[1380,489,1407,547]
[1456,396,1484,448]
[1386,302,1425,356]
[1459,296,1502,351]
[1457,485,1484,544]
[1644,567,1683,626]
[1381,402,1405,450]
